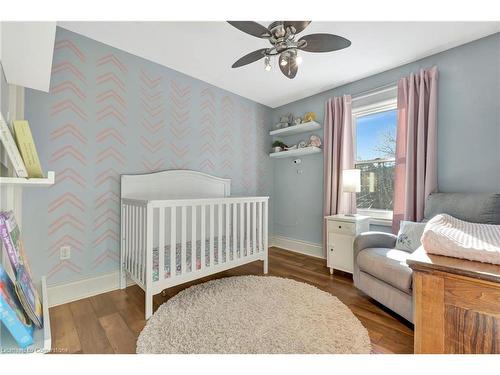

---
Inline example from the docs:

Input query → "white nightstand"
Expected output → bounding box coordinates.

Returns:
[325,214,370,274]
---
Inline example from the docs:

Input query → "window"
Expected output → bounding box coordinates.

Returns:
[353,98,397,223]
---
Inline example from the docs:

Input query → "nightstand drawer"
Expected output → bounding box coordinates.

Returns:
[328,221,356,235]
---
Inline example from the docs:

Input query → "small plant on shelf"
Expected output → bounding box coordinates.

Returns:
[271,140,288,153]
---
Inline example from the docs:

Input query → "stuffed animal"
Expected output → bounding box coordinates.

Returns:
[304,112,316,122]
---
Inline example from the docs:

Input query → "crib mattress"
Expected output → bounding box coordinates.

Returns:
[151,236,255,281]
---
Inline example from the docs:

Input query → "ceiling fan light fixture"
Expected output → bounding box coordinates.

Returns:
[228,21,351,79]
[264,56,272,71]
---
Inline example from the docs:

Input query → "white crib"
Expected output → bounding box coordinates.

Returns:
[120,170,269,319]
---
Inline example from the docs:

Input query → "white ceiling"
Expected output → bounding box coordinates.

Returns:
[59,21,500,108]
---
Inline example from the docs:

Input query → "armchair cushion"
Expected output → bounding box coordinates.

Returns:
[357,248,413,294]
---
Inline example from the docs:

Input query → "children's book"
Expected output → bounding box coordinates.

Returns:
[0,211,43,328]
[13,120,44,178]
[0,264,34,349]
[0,113,28,178]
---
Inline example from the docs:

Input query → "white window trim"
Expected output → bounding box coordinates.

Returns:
[353,97,397,224]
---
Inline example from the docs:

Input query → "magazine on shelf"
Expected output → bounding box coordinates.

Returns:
[0,211,43,328]
[0,112,28,178]
[13,120,44,178]
[0,264,34,348]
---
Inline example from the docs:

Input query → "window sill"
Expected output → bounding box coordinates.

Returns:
[369,218,393,227]
[356,209,393,227]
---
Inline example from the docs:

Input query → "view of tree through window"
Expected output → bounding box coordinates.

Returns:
[355,109,397,213]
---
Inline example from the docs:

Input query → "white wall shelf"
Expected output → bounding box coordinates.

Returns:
[269,146,322,159]
[0,171,55,187]
[0,276,51,354]
[270,121,321,137]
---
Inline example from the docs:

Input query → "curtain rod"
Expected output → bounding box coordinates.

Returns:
[351,82,397,101]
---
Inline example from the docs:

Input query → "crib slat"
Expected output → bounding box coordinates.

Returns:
[141,206,145,283]
[246,202,250,256]
[158,207,165,282]
[258,201,263,253]
[191,205,197,272]
[209,204,215,267]
[127,205,132,273]
[225,203,230,263]
[181,206,187,274]
[240,203,244,258]
[252,202,257,255]
[170,207,176,278]
[232,203,237,260]
[145,204,153,291]
[140,206,144,283]
[138,206,143,283]
[137,206,141,281]
[143,206,147,282]
[123,204,128,275]
[201,205,206,270]
[217,203,222,265]
[131,206,137,279]
[122,204,127,276]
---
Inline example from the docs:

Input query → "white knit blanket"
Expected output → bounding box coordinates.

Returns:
[421,214,500,265]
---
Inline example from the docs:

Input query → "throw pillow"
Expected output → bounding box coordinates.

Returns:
[395,221,426,252]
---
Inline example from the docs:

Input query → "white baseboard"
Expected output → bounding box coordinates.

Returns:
[47,271,135,307]
[47,237,323,307]
[270,235,325,259]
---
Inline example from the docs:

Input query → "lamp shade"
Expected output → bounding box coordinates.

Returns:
[342,169,361,193]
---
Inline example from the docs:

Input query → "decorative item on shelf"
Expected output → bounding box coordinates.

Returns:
[285,145,298,151]
[304,112,316,122]
[271,140,288,153]
[274,123,282,130]
[278,113,293,129]
[293,117,302,126]
[308,134,322,148]
[297,140,307,149]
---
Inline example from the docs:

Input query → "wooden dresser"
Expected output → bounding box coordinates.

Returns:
[407,249,500,354]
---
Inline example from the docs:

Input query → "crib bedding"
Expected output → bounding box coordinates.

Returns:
[148,236,256,281]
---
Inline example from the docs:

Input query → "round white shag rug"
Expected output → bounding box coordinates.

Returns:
[136,276,371,354]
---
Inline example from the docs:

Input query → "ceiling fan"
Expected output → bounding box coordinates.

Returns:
[228,21,351,79]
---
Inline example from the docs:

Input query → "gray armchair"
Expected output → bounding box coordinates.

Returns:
[353,193,500,324]
[353,232,413,322]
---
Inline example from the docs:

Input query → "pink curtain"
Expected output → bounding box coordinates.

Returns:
[392,66,439,233]
[323,95,355,254]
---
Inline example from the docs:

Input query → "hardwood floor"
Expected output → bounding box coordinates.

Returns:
[49,247,414,354]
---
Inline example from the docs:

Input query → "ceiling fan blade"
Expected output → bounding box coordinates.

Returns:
[232,48,268,68]
[279,54,298,79]
[298,33,351,52]
[227,21,271,38]
[284,21,311,34]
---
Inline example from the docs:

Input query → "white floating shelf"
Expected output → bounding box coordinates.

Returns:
[0,171,55,187]
[270,121,321,137]
[269,146,322,159]
[0,276,51,354]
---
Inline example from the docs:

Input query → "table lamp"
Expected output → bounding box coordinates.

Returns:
[342,169,360,216]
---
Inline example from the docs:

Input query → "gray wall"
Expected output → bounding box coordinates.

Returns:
[271,33,500,246]
[18,29,500,283]
[23,27,272,285]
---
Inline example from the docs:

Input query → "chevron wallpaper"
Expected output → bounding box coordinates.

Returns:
[23,27,272,285]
